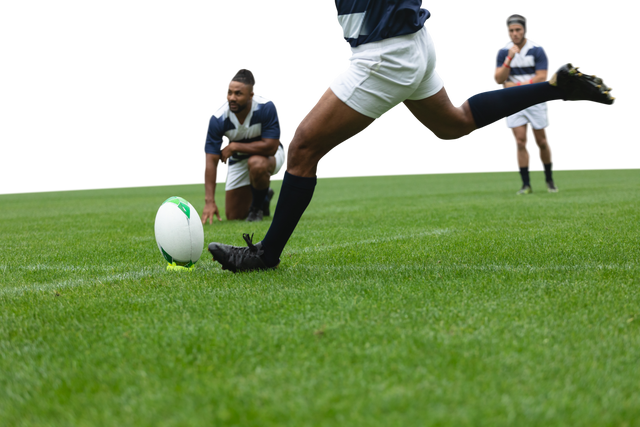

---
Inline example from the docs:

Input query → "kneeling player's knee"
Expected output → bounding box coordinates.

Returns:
[247,155,267,169]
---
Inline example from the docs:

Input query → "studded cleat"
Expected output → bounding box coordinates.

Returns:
[546,180,559,193]
[549,63,614,105]
[208,233,279,273]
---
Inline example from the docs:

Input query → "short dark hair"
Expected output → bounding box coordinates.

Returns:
[507,14,526,30]
[231,69,255,86]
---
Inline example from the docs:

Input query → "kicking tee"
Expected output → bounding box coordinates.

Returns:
[336,0,430,47]
[205,95,281,165]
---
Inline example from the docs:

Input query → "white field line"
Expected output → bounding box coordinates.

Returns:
[1,261,635,296]
[4,228,634,294]
[293,229,451,253]
[0,268,159,296]
[0,229,451,295]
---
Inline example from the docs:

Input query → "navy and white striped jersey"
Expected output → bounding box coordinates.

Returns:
[336,0,430,47]
[497,40,548,84]
[205,95,280,162]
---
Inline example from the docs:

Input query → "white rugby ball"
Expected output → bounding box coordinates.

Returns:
[154,196,204,267]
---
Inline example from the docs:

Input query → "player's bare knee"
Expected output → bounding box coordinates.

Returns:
[511,136,531,150]
[532,141,553,151]
[247,155,269,172]
[289,133,319,166]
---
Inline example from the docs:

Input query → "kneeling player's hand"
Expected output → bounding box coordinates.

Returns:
[221,144,235,164]
[202,202,222,224]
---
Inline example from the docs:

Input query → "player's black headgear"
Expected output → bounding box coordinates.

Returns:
[232,69,255,86]
[507,14,526,30]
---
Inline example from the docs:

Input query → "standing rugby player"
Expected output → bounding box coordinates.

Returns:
[491,12,558,194]
[201,67,286,224]
[207,1,614,272]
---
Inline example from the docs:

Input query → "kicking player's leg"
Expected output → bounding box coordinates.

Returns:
[285,86,376,178]
[402,83,563,142]
[259,88,375,266]
[403,87,476,139]
[208,88,374,271]
[465,64,613,132]
[406,63,614,138]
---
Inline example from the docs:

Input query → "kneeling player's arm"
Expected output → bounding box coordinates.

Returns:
[229,138,280,157]
[204,154,221,203]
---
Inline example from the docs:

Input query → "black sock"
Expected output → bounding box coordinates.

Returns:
[250,185,269,210]
[519,167,530,187]
[544,163,553,182]
[468,83,564,129]
[260,171,317,266]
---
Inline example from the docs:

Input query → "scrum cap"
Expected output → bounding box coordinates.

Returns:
[506,14,526,30]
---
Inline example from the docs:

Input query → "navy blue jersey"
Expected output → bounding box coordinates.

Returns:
[497,40,548,83]
[205,95,280,163]
[336,0,430,47]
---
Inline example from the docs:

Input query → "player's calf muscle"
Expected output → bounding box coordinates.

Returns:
[405,95,476,140]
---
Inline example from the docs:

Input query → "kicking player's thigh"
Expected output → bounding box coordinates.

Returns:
[403,87,476,140]
[225,186,252,220]
[288,88,375,177]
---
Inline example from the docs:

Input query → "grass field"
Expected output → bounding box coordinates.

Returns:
[1,169,639,426]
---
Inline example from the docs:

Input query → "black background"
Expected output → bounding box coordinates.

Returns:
[0,0,624,190]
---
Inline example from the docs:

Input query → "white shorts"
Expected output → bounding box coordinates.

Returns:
[330,26,444,119]
[225,144,285,191]
[506,103,548,129]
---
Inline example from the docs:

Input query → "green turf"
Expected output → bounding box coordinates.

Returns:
[1,169,639,426]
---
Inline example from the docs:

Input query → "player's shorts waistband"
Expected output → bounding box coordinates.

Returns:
[228,155,250,166]
[350,27,425,54]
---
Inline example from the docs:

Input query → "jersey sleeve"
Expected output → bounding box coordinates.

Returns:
[534,46,549,71]
[259,101,281,140]
[204,115,224,155]
[496,49,509,68]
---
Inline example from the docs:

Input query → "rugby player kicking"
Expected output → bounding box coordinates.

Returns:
[208,1,614,272]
